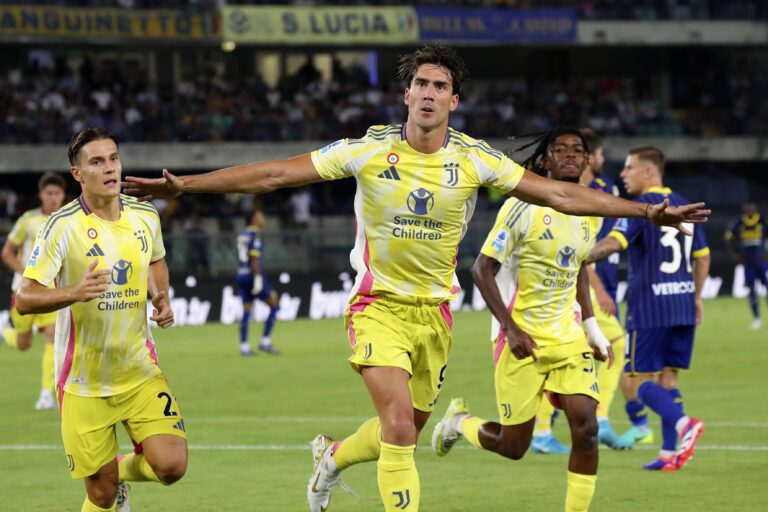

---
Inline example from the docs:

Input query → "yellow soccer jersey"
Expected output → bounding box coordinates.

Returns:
[311,124,525,301]
[8,208,49,292]
[481,197,601,347]
[23,195,165,397]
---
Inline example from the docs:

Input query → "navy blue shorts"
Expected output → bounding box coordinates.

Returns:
[236,273,275,303]
[625,326,695,374]
[744,263,768,290]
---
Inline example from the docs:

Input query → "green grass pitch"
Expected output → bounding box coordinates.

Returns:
[1,296,766,511]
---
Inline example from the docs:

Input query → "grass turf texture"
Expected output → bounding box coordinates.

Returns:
[1,297,765,511]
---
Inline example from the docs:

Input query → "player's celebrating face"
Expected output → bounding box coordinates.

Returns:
[403,64,459,132]
[71,138,122,199]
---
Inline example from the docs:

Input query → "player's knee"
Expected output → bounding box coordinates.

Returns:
[152,455,188,485]
[572,417,599,451]
[497,438,528,460]
[16,336,32,351]
[88,481,118,508]
[380,416,417,445]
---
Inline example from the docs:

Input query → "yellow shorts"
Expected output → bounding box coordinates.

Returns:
[345,295,453,412]
[59,375,186,479]
[494,339,599,425]
[10,303,56,334]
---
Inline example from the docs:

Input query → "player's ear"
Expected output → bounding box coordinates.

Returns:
[403,87,410,106]
[70,165,82,184]
[449,93,459,112]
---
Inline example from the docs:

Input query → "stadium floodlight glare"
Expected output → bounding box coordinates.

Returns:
[221,40,237,52]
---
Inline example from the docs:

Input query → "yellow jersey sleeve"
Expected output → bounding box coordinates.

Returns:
[7,213,29,246]
[480,198,531,263]
[22,222,63,288]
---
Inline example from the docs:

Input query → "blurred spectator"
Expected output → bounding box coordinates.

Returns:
[184,212,210,277]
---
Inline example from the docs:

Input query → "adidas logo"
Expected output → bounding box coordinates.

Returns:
[377,166,401,180]
[172,419,186,432]
[85,243,105,256]
[539,229,554,240]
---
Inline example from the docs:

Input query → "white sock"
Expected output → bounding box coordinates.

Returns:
[39,388,52,399]
[659,449,675,459]
[261,337,271,347]
[675,416,690,433]
[534,429,552,438]
[454,413,469,434]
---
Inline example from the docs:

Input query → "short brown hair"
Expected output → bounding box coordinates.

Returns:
[396,43,469,95]
[38,172,66,192]
[68,127,118,165]
[629,146,665,175]
[580,128,602,152]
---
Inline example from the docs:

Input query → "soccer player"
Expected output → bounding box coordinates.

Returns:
[236,209,280,355]
[587,146,710,471]
[1,172,65,410]
[579,129,650,449]
[432,127,613,512]
[724,202,768,329]
[123,45,707,511]
[15,128,187,512]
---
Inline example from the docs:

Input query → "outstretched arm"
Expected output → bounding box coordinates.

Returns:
[512,170,709,235]
[122,153,323,201]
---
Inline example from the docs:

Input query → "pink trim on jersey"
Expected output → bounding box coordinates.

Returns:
[493,283,519,366]
[347,296,378,348]
[57,311,76,405]
[358,238,374,296]
[146,339,159,366]
[439,302,453,330]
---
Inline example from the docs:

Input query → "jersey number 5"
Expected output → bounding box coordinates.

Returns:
[659,223,694,274]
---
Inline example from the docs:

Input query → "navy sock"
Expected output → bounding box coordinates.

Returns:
[263,305,278,338]
[749,288,759,318]
[625,399,649,428]
[667,388,684,418]
[240,308,251,343]
[638,381,685,451]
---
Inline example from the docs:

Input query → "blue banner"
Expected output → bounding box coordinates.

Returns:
[416,8,576,42]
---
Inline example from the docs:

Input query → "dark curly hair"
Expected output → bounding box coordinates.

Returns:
[514,126,591,176]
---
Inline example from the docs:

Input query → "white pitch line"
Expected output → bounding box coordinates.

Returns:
[2,444,768,452]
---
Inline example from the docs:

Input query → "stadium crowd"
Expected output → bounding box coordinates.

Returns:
[8,0,768,20]
[1,51,765,145]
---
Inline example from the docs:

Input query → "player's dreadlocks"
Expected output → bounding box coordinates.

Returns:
[512,126,591,176]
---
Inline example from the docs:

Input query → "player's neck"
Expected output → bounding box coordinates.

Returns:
[403,118,447,154]
[81,191,121,221]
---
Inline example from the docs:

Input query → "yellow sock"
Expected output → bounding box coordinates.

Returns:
[81,496,115,512]
[377,442,419,512]
[333,417,381,470]
[2,327,18,349]
[460,415,486,449]
[41,342,55,391]
[597,336,625,418]
[566,471,596,512]
[535,399,556,434]
[118,453,162,484]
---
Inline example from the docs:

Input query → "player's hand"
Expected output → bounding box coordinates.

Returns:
[595,287,617,316]
[150,290,174,328]
[251,274,264,295]
[75,260,111,302]
[584,317,613,368]
[647,199,710,235]
[694,296,703,326]
[502,321,539,361]
[122,169,183,202]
